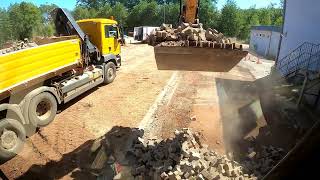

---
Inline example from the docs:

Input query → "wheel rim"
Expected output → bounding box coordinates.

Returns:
[36,99,52,121]
[1,129,18,150]
[107,67,115,80]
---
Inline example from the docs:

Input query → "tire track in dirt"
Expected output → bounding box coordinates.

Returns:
[138,71,179,137]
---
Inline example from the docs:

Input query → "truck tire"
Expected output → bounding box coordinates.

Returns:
[0,118,26,161]
[28,92,57,127]
[103,62,116,84]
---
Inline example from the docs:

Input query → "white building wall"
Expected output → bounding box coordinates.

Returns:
[134,26,158,41]
[143,27,158,41]
[269,32,281,58]
[250,30,280,59]
[250,30,271,56]
[278,0,320,61]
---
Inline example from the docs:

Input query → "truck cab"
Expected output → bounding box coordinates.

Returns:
[77,18,121,67]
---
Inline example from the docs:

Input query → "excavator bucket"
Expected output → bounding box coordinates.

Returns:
[154,45,248,72]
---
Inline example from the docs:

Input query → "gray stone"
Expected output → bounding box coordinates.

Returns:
[235,177,244,180]
[209,158,218,167]
[223,162,233,172]
[135,165,146,174]
[134,175,143,180]
[217,164,225,174]
[191,160,199,169]
[247,151,256,159]
[161,172,169,179]
[174,130,181,136]
[201,169,214,180]
[190,151,201,161]
[199,159,208,170]
[190,115,197,121]
[197,174,205,180]
[231,168,241,177]
[184,171,192,179]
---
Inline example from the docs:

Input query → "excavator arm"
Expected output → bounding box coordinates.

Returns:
[179,0,200,24]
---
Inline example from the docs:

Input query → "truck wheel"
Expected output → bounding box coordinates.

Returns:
[0,118,26,161]
[29,92,57,127]
[104,62,116,84]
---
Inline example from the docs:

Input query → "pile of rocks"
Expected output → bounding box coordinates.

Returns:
[127,128,257,180]
[0,39,38,55]
[148,23,231,47]
[242,146,285,177]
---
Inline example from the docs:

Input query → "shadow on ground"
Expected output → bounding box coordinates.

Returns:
[16,126,184,180]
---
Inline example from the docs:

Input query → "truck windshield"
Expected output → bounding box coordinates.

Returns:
[105,25,118,38]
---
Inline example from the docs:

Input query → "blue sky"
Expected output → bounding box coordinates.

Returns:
[217,0,280,9]
[0,0,281,10]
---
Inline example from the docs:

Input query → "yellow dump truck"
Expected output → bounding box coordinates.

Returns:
[0,8,122,161]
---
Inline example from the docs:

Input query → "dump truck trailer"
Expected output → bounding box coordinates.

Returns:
[0,8,122,161]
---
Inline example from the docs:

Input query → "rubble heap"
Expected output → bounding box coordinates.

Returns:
[242,145,285,177]
[127,128,257,180]
[0,39,38,55]
[148,23,232,47]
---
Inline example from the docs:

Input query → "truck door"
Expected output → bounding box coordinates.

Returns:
[104,24,120,55]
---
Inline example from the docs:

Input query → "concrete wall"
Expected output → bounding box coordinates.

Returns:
[278,0,320,61]
[250,30,280,59]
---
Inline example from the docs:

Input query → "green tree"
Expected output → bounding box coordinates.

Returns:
[157,0,180,4]
[110,2,128,25]
[0,8,13,46]
[259,8,272,25]
[218,0,241,37]
[117,0,140,10]
[199,0,219,29]
[34,4,58,37]
[268,3,283,26]
[161,3,180,26]
[127,0,161,27]
[77,0,139,10]
[76,0,107,9]
[73,6,98,20]
[237,8,260,40]
[96,4,112,18]
[8,2,41,40]
[39,4,58,21]
[274,16,283,26]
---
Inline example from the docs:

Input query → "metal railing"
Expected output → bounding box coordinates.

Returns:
[277,42,320,77]
[276,42,320,107]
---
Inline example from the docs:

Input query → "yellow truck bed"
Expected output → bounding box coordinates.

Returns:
[0,39,81,96]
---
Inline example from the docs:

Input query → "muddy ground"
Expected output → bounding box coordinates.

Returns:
[0,44,298,179]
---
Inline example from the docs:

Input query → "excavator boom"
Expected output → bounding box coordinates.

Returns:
[180,0,200,24]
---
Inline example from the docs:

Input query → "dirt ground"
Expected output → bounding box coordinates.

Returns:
[1,43,288,179]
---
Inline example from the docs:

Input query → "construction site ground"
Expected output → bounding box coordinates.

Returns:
[0,44,298,179]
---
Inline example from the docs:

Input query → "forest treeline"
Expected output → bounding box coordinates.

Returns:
[0,0,283,46]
